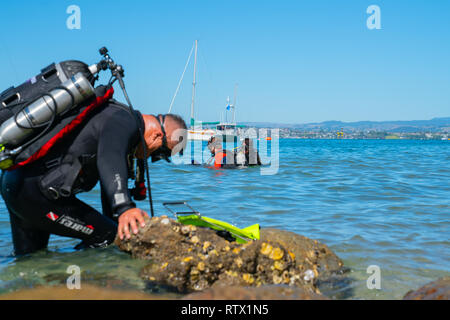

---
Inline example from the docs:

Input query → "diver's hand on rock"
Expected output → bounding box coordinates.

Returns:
[118,208,148,240]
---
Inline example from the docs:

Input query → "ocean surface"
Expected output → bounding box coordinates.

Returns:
[0,139,448,299]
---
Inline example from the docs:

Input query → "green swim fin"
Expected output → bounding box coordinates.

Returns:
[163,201,260,244]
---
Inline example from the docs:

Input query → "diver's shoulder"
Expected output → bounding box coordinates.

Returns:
[106,99,133,113]
[104,99,141,122]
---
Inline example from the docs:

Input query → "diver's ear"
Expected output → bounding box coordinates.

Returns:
[149,130,163,142]
[146,132,163,153]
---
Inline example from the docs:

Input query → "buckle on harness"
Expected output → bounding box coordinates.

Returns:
[47,187,60,200]
[45,158,61,169]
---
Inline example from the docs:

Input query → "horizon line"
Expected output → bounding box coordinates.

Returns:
[235,116,450,126]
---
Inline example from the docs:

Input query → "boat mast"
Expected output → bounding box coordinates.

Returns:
[190,40,198,128]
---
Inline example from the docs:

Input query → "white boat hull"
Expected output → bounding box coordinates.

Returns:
[187,129,216,141]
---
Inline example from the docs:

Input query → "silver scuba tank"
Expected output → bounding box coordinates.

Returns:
[0,72,95,147]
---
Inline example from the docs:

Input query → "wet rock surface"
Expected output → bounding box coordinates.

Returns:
[0,284,167,300]
[183,285,328,300]
[403,277,450,300]
[115,216,347,296]
[43,271,136,291]
[0,284,325,300]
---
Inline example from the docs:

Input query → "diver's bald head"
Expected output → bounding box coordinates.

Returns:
[136,113,187,159]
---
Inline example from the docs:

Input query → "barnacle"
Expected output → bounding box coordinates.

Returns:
[269,247,284,260]
[202,241,211,252]
[190,236,199,244]
[197,262,205,271]
[181,226,191,235]
[288,251,295,261]
[260,242,273,255]
[273,260,285,271]
[272,274,282,284]
[242,273,255,284]
[282,270,290,284]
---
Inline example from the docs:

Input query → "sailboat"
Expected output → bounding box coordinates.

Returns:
[168,40,243,141]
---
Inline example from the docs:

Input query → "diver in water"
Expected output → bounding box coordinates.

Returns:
[0,103,187,255]
[235,138,262,166]
[206,136,236,168]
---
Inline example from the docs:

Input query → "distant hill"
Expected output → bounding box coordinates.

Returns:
[240,117,450,132]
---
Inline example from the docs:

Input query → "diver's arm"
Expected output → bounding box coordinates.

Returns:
[96,110,137,219]
[96,108,149,239]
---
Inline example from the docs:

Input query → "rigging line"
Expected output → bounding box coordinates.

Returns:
[168,43,195,114]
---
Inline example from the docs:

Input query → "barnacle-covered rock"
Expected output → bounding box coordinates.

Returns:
[403,277,450,300]
[182,285,329,300]
[115,216,346,296]
[259,228,351,298]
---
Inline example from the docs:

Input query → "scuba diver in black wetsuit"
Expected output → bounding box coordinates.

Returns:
[235,138,262,167]
[0,102,187,255]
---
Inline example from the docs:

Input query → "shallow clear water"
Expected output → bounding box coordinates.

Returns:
[0,139,449,299]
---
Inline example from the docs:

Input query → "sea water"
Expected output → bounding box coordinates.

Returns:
[0,139,448,299]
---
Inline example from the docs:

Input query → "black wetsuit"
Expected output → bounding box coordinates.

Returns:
[0,99,143,255]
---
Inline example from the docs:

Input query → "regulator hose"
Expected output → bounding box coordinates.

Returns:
[115,72,155,217]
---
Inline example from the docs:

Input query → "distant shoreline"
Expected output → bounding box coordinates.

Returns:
[245,128,449,140]
[240,117,450,130]
[276,137,450,141]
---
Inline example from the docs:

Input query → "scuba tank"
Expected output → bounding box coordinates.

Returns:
[0,61,101,169]
[0,73,95,147]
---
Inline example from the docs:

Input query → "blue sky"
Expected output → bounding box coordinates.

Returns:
[0,0,449,124]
